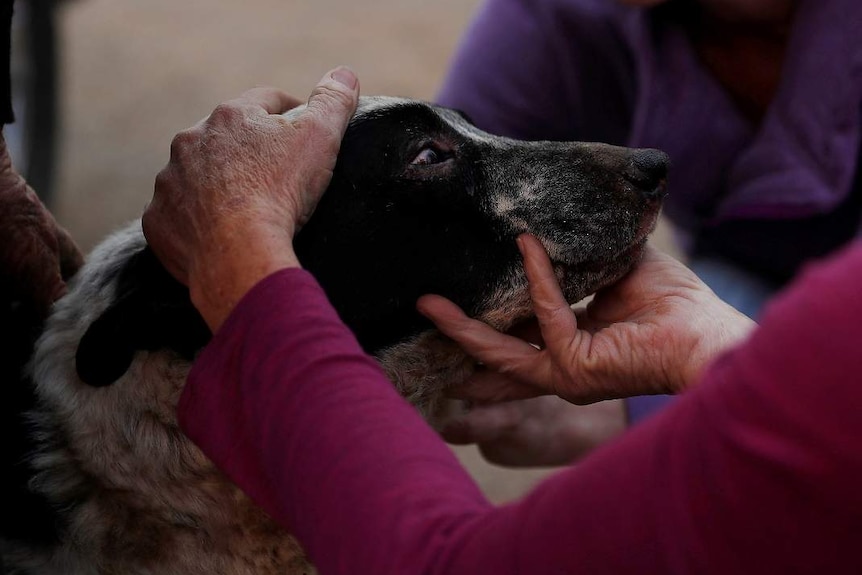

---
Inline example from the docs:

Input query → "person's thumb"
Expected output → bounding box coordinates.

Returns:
[304,66,360,151]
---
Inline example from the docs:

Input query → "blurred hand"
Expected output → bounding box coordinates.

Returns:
[443,396,626,467]
[143,67,360,331]
[0,131,82,318]
[418,235,756,405]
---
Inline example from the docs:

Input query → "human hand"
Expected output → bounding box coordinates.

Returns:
[0,131,82,318]
[442,396,626,467]
[143,67,360,331]
[418,234,756,404]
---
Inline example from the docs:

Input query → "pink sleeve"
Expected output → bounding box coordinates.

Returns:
[179,246,862,574]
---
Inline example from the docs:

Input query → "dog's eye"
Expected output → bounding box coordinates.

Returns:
[411,147,446,166]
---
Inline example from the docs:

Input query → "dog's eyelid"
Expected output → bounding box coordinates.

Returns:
[411,148,439,165]
[409,143,455,167]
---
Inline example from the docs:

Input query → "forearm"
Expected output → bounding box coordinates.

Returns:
[179,270,619,573]
[180,245,862,573]
[180,269,496,573]
[187,225,300,332]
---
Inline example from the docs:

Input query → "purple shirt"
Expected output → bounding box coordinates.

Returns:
[179,242,862,574]
[437,0,862,282]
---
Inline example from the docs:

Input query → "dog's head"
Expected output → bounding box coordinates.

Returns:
[295,97,666,350]
[75,97,666,416]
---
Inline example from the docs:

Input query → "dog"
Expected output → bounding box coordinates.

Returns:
[1,96,667,574]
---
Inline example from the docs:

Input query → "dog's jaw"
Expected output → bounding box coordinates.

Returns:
[375,229,656,430]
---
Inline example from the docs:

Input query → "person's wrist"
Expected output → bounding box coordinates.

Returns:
[188,223,299,331]
[679,303,756,391]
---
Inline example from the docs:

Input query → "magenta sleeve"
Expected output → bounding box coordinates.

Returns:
[180,245,862,574]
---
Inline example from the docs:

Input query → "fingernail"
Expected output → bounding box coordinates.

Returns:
[331,67,358,89]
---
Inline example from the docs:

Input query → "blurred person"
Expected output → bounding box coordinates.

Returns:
[147,69,862,574]
[0,0,81,382]
[0,0,81,323]
[433,0,862,453]
[0,134,80,320]
[1,3,82,566]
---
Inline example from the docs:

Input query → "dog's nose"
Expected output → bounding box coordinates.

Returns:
[624,149,670,200]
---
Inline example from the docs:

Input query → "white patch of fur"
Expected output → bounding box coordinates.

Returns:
[517,177,545,202]
[354,95,415,116]
[488,190,572,264]
[491,194,516,218]
[8,223,315,575]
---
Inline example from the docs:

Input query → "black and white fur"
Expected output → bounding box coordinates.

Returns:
[1,97,667,574]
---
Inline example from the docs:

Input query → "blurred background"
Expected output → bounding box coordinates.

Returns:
[12,0,563,503]
[33,0,484,249]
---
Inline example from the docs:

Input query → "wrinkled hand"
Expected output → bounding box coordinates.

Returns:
[0,131,82,318]
[418,234,756,405]
[143,67,360,331]
[443,396,626,467]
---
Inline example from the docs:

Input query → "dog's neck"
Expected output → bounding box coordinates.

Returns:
[375,329,474,429]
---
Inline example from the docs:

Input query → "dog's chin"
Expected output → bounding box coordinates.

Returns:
[552,220,657,305]
[539,205,660,262]
[398,237,651,430]
[380,234,652,431]
[554,245,642,306]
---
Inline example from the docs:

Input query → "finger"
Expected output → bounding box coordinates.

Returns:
[641,242,670,265]
[416,294,541,366]
[303,66,360,145]
[440,402,526,444]
[507,317,544,347]
[579,243,674,323]
[572,307,611,333]
[447,370,546,403]
[55,225,84,280]
[142,199,191,286]
[230,86,304,116]
[517,234,579,343]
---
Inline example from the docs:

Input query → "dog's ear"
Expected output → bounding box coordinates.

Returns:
[76,248,211,387]
[76,289,145,387]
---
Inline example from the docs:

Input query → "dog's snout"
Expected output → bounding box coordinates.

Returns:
[624,148,670,200]
[631,149,669,181]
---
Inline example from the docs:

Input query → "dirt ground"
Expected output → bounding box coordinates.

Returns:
[46,0,675,503]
